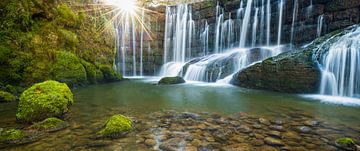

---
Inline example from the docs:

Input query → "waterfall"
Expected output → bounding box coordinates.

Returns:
[131,16,137,76]
[317,15,324,38]
[266,0,271,45]
[252,8,259,47]
[277,0,284,45]
[237,1,244,45]
[201,21,209,56]
[215,3,224,53]
[160,4,193,76]
[319,27,360,98]
[259,0,265,45]
[140,9,145,76]
[290,0,299,46]
[239,0,253,48]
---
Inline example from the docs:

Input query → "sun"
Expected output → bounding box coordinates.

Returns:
[106,0,136,14]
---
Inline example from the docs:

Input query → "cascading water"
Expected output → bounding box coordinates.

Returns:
[266,0,271,45]
[160,4,194,76]
[200,21,209,56]
[239,0,253,47]
[290,0,299,46]
[317,15,324,38]
[277,0,284,45]
[252,8,259,47]
[319,27,360,98]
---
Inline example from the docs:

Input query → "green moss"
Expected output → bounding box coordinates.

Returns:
[29,117,68,131]
[59,29,79,51]
[158,76,186,85]
[81,60,104,84]
[98,114,133,138]
[0,129,24,142]
[55,4,78,27]
[0,91,16,102]
[52,51,87,87]
[336,138,356,147]
[16,80,73,122]
[99,65,122,82]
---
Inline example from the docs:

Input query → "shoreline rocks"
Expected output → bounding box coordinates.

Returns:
[158,76,186,85]
[97,114,133,138]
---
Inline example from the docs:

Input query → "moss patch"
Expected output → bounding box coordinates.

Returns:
[51,51,87,87]
[99,65,122,82]
[335,138,357,150]
[16,80,73,122]
[98,114,132,138]
[0,91,16,102]
[0,129,25,142]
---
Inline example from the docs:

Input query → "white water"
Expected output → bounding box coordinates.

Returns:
[277,0,284,45]
[239,0,253,47]
[266,0,271,45]
[319,26,360,97]
[290,0,299,45]
[317,15,324,38]
[252,8,259,47]
[201,21,209,56]
[140,9,145,76]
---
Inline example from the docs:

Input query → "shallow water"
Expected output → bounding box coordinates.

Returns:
[1,78,360,150]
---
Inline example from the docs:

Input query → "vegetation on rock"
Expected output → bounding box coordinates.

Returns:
[0,129,25,142]
[0,91,16,102]
[0,0,118,88]
[335,138,357,150]
[28,117,68,132]
[16,80,73,122]
[158,76,186,85]
[98,114,133,138]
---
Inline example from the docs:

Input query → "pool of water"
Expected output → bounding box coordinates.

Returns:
[1,78,360,150]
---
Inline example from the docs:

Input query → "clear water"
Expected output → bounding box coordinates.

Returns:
[1,79,360,150]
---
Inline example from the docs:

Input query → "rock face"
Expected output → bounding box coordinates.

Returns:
[158,76,186,85]
[231,48,321,93]
[97,114,133,138]
[16,81,74,122]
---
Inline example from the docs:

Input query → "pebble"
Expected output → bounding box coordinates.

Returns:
[264,137,284,146]
[144,139,156,146]
[267,131,282,139]
[259,118,271,125]
[297,126,312,133]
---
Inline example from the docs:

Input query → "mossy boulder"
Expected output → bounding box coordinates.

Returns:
[98,114,133,138]
[335,138,357,151]
[28,117,69,132]
[16,80,73,122]
[81,60,104,84]
[0,91,16,102]
[99,65,122,82]
[52,51,87,87]
[158,76,186,85]
[0,129,25,142]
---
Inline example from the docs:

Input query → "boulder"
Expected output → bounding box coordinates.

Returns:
[158,76,186,85]
[0,91,16,103]
[97,114,133,138]
[16,81,73,122]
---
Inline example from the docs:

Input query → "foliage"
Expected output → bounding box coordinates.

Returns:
[81,60,104,84]
[100,65,122,82]
[0,0,117,88]
[98,114,133,137]
[0,91,17,102]
[336,138,356,147]
[16,80,73,122]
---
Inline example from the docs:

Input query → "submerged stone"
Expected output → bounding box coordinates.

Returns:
[16,81,73,122]
[0,91,16,103]
[158,76,186,85]
[335,138,357,151]
[264,137,284,146]
[28,117,69,132]
[0,129,25,142]
[97,114,133,138]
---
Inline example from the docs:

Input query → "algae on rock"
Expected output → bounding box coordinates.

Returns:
[98,114,133,138]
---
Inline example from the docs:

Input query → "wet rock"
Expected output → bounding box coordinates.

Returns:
[252,124,262,129]
[304,120,319,127]
[270,125,285,132]
[221,143,252,151]
[259,146,278,151]
[144,139,156,146]
[259,118,271,125]
[335,138,357,151]
[158,76,185,85]
[238,125,252,133]
[28,117,69,132]
[267,131,282,139]
[271,119,284,125]
[251,139,264,146]
[296,126,312,134]
[180,112,202,120]
[264,137,284,146]
[159,138,184,151]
